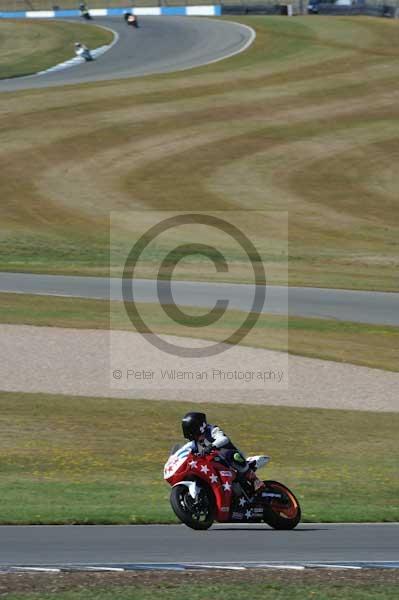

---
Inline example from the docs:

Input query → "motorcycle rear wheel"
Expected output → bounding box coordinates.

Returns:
[170,484,214,530]
[262,480,301,530]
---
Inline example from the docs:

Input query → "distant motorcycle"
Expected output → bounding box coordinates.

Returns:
[79,4,92,20]
[164,443,301,530]
[124,12,139,28]
[74,43,93,62]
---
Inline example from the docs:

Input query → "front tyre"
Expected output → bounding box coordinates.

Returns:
[170,484,214,530]
[263,480,301,530]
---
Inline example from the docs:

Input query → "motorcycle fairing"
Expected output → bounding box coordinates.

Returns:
[171,480,200,500]
[164,450,234,522]
[163,442,193,479]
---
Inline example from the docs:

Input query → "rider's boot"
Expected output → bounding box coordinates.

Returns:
[232,452,265,493]
[246,470,265,492]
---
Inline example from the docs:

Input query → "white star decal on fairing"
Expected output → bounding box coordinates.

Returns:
[200,465,210,474]
[210,474,218,484]
[245,509,252,519]
[188,460,198,468]
[222,481,232,492]
[239,497,246,507]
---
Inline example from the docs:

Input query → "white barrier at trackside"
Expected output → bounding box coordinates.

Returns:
[0,6,222,18]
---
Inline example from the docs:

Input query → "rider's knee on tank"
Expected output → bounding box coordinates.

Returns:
[233,451,245,464]
[232,451,249,473]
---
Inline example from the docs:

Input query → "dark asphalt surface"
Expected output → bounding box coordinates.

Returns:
[1,272,399,325]
[0,16,254,92]
[0,524,397,565]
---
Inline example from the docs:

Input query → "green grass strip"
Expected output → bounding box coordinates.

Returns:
[5,582,399,600]
[0,391,398,524]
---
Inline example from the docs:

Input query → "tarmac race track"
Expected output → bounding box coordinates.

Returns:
[0,524,398,568]
[1,272,399,325]
[0,16,255,92]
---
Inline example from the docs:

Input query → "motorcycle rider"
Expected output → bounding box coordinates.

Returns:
[79,3,91,19]
[74,42,93,61]
[181,412,265,492]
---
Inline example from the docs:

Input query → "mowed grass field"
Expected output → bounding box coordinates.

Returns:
[0,16,399,290]
[0,391,398,524]
[1,292,399,371]
[0,20,113,79]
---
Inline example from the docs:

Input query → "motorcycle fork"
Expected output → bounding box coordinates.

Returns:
[233,479,252,503]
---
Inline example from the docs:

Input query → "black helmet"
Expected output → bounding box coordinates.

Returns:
[182,412,207,440]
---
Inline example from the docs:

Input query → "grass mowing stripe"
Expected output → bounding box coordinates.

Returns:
[0,17,399,290]
[0,391,398,524]
[0,293,398,372]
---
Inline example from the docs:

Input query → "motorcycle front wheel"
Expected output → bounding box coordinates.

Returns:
[263,480,301,530]
[170,484,214,530]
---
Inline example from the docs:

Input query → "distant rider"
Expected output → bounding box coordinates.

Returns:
[124,12,138,27]
[74,42,93,61]
[181,412,265,492]
[79,3,91,19]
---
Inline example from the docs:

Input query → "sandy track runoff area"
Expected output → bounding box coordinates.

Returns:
[0,324,398,412]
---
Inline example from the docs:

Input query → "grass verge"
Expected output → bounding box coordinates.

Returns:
[0,391,398,524]
[0,19,113,79]
[1,292,398,371]
[2,570,399,600]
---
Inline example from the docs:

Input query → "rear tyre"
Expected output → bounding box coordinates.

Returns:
[263,480,301,530]
[170,483,214,530]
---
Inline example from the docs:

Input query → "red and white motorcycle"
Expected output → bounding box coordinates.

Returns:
[164,443,301,530]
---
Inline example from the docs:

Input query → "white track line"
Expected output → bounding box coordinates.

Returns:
[310,564,363,570]
[83,566,125,571]
[200,20,256,67]
[12,567,61,573]
[189,564,246,571]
